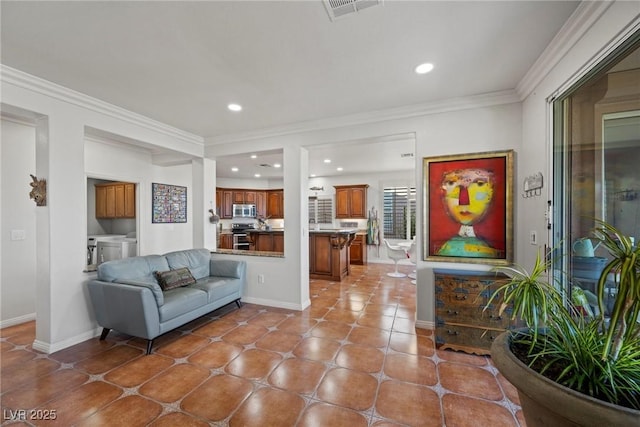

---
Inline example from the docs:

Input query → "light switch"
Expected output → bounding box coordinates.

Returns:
[10,230,26,241]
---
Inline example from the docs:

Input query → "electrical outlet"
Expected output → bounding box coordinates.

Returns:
[258,274,265,284]
[530,230,537,245]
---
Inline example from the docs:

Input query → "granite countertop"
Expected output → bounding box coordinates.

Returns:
[213,249,284,257]
[309,228,358,234]
[246,228,284,233]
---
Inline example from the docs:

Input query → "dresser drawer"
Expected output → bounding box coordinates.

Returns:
[436,302,511,329]
[434,324,503,355]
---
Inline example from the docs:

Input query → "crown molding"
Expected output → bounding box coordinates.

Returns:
[206,89,520,145]
[1,65,204,147]
[516,1,613,100]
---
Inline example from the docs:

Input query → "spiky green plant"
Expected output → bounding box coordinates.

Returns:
[487,221,640,409]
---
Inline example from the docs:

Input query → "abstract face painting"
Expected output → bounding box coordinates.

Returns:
[441,169,494,226]
[424,151,513,264]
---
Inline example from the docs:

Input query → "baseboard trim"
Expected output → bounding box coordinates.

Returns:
[241,296,308,312]
[416,320,435,330]
[0,313,36,329]
[33,328,101,354]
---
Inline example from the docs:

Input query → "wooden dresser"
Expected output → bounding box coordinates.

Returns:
[434,269,514,355]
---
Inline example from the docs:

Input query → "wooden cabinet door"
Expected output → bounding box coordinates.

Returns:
[114,184,125,217]
[350,235,363,264]
[349,187,367,218]
[222,190,234,218]
[124,183,136,217]
[95,186,107,218]
[216,189,222,216]
[105,185,116,218]
[244,191,256,204]
[267,190,283,218]
[256,191,267,218]
[233,191,245,203]
[273,233,284,252]
[335,187,350,218]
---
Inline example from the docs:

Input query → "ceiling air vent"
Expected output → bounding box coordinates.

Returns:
[323,0,383,21]
[400,153,414,158]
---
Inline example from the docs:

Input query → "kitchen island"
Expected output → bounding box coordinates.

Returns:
[309,229,356,281]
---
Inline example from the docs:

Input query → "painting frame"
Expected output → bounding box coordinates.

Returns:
[152,183,187,224]
[423,150,514,265]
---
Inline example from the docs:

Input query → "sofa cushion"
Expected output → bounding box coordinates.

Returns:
[165,249,211,280]
[158,287,208,322]
[155,267,196,291]
[191,276,241,304]
[98,255,169,284]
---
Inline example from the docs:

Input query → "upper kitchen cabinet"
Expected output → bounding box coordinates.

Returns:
[95,182,135,219]
[334,185,368,218]
[267,189,284,219]
[216,187,271,219]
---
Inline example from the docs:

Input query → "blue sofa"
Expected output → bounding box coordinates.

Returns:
[87,248,246,354]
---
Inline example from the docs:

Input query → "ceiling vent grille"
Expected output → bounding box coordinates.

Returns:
[400,153,414,158]
[323,0,382,21]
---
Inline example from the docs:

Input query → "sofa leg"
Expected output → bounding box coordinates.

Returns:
[146,339,154,355]
[235,299,242,308]
[100,328,110,341]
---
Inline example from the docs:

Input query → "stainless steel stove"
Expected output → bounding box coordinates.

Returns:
[231,220,256,250]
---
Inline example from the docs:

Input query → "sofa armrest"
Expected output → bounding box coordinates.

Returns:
[210,259,246,280]
[87,280,161,340]
[118,279,164,306]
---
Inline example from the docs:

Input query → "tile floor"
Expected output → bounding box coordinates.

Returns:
[1,263,525,426]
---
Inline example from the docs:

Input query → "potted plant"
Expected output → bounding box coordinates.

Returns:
[488,220,640,426]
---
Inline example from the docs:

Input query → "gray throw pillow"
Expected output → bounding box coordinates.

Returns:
[155,267,196,291]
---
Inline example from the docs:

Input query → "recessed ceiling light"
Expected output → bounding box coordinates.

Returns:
[337,167,343,171]
[250,154,257,159]
[273,163,281,168]
[324,159,331,163]
[310,174,316,178]
[415,63,434,74]
[228,103,242,112]
[254,173,261,178]
[231,167,239,172]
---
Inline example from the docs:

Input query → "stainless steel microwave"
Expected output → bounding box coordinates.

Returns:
[232,203,256,218]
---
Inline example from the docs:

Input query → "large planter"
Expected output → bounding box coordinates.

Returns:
[491,331,640,427]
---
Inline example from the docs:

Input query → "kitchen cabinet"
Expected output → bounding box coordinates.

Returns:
[267,190,284,219]
[218,233,233,250]
[247,231,284,252]
[95,182,135,219]
[434,269,516,355]
[334,185,368,218]
[217,189,234,219]
[256,191,267,218]
[233,190,257,204]
[217,188,269,219]
[349,233,368,265]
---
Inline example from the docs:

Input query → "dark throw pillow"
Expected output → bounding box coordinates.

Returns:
[155,267,196,291]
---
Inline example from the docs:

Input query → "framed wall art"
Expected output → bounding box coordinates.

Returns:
[152,183,187,223]
[423,150,514,264]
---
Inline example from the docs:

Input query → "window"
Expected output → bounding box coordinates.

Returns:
[553,33,639,296]
[383,186,416,239]
[309,197,332,224]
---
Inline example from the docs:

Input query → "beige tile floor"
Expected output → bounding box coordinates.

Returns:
[1,263,525,426]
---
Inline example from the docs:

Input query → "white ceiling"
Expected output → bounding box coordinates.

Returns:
[0,1,581,178]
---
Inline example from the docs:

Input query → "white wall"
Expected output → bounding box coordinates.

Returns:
[519,2,640,267]
[1,70,205,353]
[1,118,37,326]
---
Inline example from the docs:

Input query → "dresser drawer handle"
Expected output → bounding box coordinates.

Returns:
[446,329,459,335]
[455,294,467,301]
[447,310,459,315]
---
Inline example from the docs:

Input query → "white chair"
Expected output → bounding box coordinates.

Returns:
[407,239,417,284]
[384,239,407,278]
